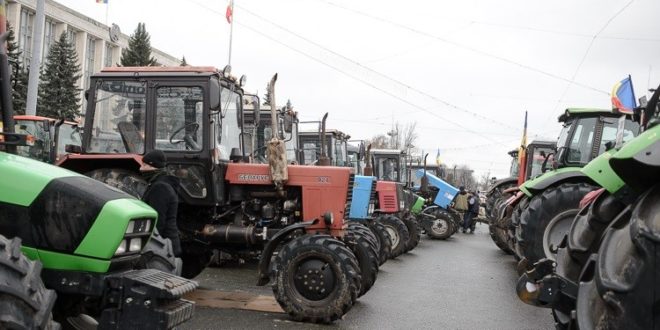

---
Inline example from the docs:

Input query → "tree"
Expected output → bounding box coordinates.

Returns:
[7,22,28,114]
[37,32,81,121]
[180,55,188,66]
[120,23,157,66]
[366,134,388,149]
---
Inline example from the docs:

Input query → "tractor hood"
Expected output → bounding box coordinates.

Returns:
[581,149,625,194]
[414,169,459,209]
[0,152,157,272]
[609,124,660,194]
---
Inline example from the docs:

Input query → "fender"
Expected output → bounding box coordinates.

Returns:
[256,220,316,286]
[581,150,624,194]
[520,167,595,197]
[609,124,660,193]
[487,177,517,196]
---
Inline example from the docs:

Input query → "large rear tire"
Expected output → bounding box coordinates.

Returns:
[378,215,410,258]
[136,231,183,276]
[368,221,392,266]
[576,183,660,330]
[345,222,379,297]
[272,235,360,324]
[0,235,59,330]
[516,182,596,265]
[486,181,517,221]
[402,215,421,253]
[86,168,147,198]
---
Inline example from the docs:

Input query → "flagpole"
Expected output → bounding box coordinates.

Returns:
[105,2,108,27]
[228,0,234,66]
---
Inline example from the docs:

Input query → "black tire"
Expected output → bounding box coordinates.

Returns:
[272,234,361,324]
[0,235,59,330]
[378,215,410,258]
[136,231,183,276]
[516,182,596,265]
[576,183,660,330]
[345,223,379,297]
[368,221,392,266]
[550,191,628,328]
[86,168,147,198]
[488,190,517,254]
[510,197,530,259]
[421,206,453,240]
[402,216,421,252]
[486,181,517,221]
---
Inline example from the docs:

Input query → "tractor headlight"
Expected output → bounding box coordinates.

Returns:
[399,200,405,210]
[115,240,127,255]
[126,219,151,234]
[368,202,375,215]
[129,238,143,252]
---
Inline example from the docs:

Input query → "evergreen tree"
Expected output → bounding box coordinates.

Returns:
[7,22,28,114]
[180,56,188,66]
[120,23,157,66]
[37,32,81,121]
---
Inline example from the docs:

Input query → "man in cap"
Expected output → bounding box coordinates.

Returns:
[141,150,182,256]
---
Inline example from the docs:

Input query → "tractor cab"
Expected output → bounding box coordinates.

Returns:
[299,127,350,167]
[371,148,406,183]
[242,95,299,164]
[12,115,80,163]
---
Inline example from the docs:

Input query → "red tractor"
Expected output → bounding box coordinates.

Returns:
[58,67,361,323]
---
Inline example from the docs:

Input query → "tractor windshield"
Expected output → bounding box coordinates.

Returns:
[347,149,360,173]
[57,123,81,160]
[14,120,50,162]
[88,80,147,154]
[284,116,298,162]
[598,117,639,154]
[565,117,597,165]
[155,86,204,151]
[509,156,519,177]
[334,137,347,166]
[527,145,555,180]
[376,156,400,182]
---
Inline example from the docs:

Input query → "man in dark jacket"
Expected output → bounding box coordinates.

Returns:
[140,150,182,256]
[464,191,480,234]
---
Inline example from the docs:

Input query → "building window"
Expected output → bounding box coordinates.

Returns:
[42,19,56,61]
[19,9,34,67]
[104,43,113,67]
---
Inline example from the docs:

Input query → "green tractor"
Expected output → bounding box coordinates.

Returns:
[517,87,660,329]
[0,20,197,329]
[486,140,556,254]
[503,108,639,267]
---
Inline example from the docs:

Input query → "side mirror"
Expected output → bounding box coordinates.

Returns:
[65,144,82,153]
[209,79,221,110]
[604,140,615,151]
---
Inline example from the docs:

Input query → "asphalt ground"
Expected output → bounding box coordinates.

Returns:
[182,223,554,330]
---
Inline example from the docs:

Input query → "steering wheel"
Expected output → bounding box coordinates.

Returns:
[169,122,200,146]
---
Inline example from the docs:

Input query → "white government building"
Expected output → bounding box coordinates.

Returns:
[6,0,181,114]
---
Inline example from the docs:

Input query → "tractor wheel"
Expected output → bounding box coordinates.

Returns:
[486,182,517,221]
[402,216,421,252]
[421,207,454,240]
[550,191,628,328]
[345,223,379,297]
[510,197,530,259]
[86,168,147,198]
[272,234,360,324]
[516,182,596,265]
[489,217,514,255]
[368,221,392,266]
[136,230,183,276]
[378,215,410,259]
[0,235,59,330]
[576,183,660,330]
[180,242,213,279]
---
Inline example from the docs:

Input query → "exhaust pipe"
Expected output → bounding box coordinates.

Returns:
[198,224,269,245]
[363,144,373,176]
[317,112,331,166]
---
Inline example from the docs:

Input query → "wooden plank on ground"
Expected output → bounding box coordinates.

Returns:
[184,289,285,313]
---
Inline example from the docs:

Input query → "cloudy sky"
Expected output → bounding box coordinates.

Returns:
[55,0,660,178]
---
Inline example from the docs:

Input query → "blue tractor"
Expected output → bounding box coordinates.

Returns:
[413,168,462,239]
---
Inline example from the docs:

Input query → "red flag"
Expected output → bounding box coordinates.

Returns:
[226,1,233,24]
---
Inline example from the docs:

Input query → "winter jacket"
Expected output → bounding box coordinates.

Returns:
[142,174,182,256]
[468,195,480,215]
[454,192,469,211]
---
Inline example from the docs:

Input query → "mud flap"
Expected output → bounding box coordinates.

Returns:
[256,220,315,286]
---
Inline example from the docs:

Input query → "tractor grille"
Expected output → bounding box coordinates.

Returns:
[370,180,377,202]
[383,195,397,210]
[345,174,355,215]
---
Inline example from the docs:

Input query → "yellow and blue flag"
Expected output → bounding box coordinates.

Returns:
[611,75,636,114]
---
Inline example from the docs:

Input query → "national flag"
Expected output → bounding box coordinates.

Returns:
[611,75,636,114]
[226,0,233,24]
[435,148,441,166]
[517,111,528,185]
[96,0,108,4]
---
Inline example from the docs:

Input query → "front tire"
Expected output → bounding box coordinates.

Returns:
[516,182,596,265]
[136,231,183,276]
[272,235,361,323]
[345,222,379,297]
[421,206,453,240]
[368,221,392,266]
[378,215,410,258]
[0,235,59,330]
[402,216,421,252]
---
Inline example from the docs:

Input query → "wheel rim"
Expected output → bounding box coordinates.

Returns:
[431,219,449,235]
[384,225,401,249]
[292,258,336,301]
[543,209,579,260]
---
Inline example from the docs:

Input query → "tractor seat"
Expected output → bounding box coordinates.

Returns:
[117,121,144,154]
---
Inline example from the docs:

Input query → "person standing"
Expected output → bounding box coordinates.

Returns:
[454,186,469,233]
[140,150,182,256]
[466,191,480,234]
